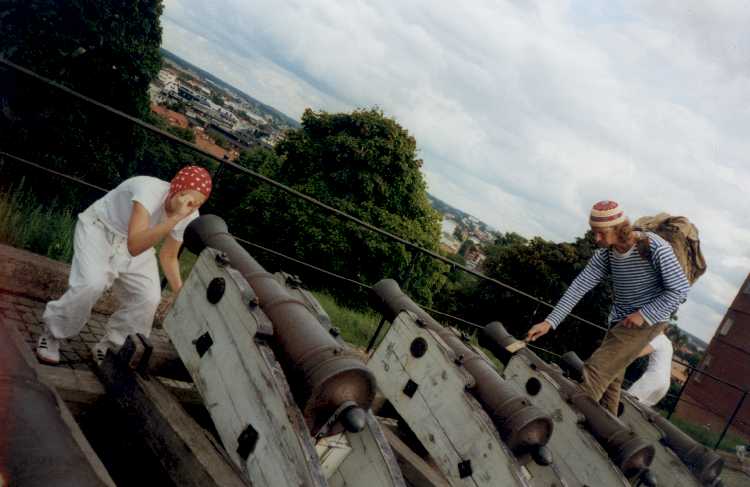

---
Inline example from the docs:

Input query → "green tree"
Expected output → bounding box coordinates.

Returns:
[494,231,527,247]
[435,231,612,359]
[168,126,195,143]
[204,147,281,216]
[212,133,231,150]
[655,378,683,412]
[458,239,475,257]
[0,0,162,117]
[222,109,446,307]
[0,0,165,205]
[210,93,225,107]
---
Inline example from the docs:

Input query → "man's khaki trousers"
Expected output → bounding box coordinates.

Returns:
[581,321,668,414]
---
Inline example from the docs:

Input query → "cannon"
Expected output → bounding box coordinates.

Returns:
[184,214,375,436]
[480,321,655,479]
[371,279,553,455]
[272,272,406,487]
[646,410,724,485]
[0,314,109,487]
[561,351,724,486]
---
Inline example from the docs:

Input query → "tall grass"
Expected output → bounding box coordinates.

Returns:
[312,291,382,349]
[0,181,77,262]
[668,415,748,452]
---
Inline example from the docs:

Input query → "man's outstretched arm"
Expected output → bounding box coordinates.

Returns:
[527,250,608,341]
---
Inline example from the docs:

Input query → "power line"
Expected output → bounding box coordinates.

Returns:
[3,146,747,396]
[0,151,108,193]
[234,236,372,291]
[0,56,608,333]
[4,60,748,404]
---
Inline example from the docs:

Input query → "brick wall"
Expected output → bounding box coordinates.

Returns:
[676,273,750,436]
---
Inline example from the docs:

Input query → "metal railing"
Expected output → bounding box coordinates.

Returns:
[1,57,748,451]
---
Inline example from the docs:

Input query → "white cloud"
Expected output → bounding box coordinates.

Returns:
[163,0,750,341]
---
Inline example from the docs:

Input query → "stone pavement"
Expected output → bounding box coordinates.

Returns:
[0,290,172,370]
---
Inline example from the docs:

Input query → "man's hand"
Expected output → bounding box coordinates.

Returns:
[620,311,646,328]
[171,193,196,221]
[526,321,552,342]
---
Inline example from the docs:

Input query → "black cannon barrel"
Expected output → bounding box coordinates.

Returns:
[185,215,375,435]
[648,410,724,485]
[0,322,107,487]
[480,321,655,477]
[371,279,553,454]
[561,352,724,485]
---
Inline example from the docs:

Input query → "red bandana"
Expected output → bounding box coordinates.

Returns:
[169,166,212,200]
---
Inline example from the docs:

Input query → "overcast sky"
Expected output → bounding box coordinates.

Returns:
[162,0,750,342]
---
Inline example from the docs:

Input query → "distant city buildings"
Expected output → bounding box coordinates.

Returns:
[148,65,291,150]
[439,214,494,270]
[150,103,238,161]
[464,245,486,269]
[157,69,178,94]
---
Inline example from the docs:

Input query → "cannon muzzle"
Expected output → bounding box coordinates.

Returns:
[185,215,375,436]
[558,350,724,485]
[480,321,655,476]
[646,406,723,484]
[371,279,553,454]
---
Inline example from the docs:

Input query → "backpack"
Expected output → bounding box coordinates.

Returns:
[633,213,707,285]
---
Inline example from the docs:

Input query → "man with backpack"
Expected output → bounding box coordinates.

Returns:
[525,200,691,414]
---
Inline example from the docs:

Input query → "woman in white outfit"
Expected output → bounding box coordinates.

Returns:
[36,166,212,365]
[626,333,674,406]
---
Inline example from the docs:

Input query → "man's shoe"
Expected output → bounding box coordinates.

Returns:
[36,333,61,365]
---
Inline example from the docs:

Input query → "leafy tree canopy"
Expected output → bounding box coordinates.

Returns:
[0,0,171,207]
[433,231,612,359]
[1,0,163,118]
[220,108,446,307]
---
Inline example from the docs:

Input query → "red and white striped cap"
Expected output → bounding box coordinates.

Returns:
[589,200,626,228]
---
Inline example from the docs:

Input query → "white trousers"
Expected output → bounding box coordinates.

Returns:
[627,333,674,406]
[42,209,161,349]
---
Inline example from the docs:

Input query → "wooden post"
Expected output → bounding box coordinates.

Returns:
[381,425,451,487]
[95,334,249,487]
[37,365,203,414]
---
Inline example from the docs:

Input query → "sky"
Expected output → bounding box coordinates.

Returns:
[161,0,750,342]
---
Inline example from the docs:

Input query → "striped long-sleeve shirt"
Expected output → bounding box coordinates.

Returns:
[546,232,690,328]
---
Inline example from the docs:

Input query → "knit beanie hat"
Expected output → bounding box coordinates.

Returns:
[589,200,626,228]
[169,165,212,200]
